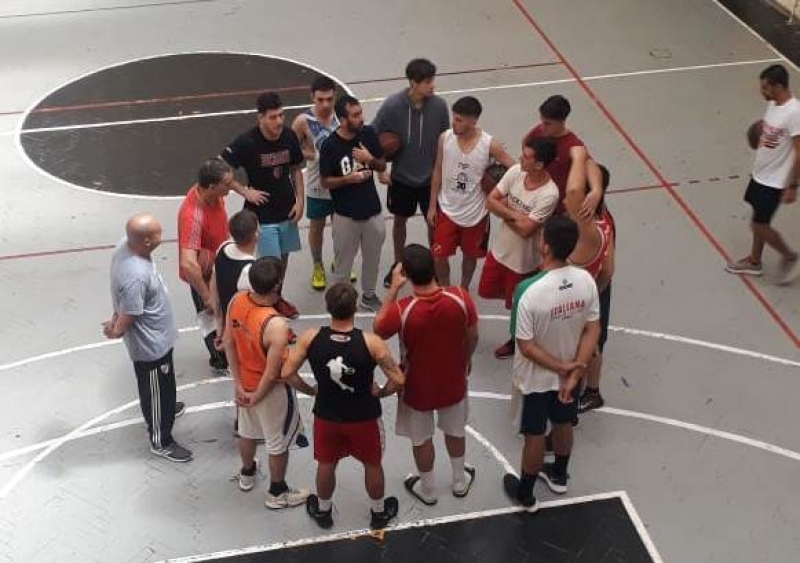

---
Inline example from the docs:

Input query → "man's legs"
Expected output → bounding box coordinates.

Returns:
[331,213,361,285]
[398,401,438,504]
[434,257,451,286]
[460,255,478,289]
[309,218,326,264]
[751,222,796,262]
[191,287,227,372]
[392,215,408,265]
[360,215,387,305]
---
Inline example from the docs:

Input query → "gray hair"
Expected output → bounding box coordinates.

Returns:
[197,157,231,188]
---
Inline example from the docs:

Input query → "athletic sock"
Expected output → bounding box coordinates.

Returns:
[553,455,570,477]
[241,462,256,476]
[269,480,289,496]
[370,497,385,513]
[318,497,332,512]
[450,456,466,486]
[419,470,435,495]
[584,386,599,395]
[518,471,536,500]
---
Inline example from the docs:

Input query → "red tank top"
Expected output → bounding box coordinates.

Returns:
[582,208,614,280]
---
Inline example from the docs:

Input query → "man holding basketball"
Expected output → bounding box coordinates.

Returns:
[428,96,515,289]
[372,58,450,287]
[726,64,800,284]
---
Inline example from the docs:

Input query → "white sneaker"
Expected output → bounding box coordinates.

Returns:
[777,256,800,285]
[265,486,309,509]
[234,461,257,492]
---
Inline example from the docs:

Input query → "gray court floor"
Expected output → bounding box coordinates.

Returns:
[1,1,799,562]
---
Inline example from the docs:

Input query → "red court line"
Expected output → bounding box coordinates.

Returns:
[511,0,799,348]
[11,61,561,116]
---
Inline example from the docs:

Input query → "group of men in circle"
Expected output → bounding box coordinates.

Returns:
[105,57,616,531]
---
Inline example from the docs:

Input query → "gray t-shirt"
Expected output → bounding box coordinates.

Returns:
[110,241,177,362]
[372,89,449,187]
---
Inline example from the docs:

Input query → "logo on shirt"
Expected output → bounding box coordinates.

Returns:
[761,123,785,149]
[260,150,291,169]
[558,279,573,291]
[550,299,585,320]
[508,193,533,214]
[326,356,356,393]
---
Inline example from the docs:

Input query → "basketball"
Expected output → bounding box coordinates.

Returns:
[747,119,763,150]
[378,131,402,161]
[481,163,509,194]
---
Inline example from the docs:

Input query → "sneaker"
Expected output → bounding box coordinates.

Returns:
[360,293,383,313]
[538,463,568,494]
[403,475,437,506]
[452,464,476,498]
[235,461,257,492]
[311,263,326,291]
[383,264,397,289]
[725,257,763,276]
[274,298,300,320]
[370,496,399,530]
[777,255,800,285]
[175,401,186,418]
[306,494,334,529]
[265,486,309,509]
[578,391,604,413]
[150,441,192,463]
[494,339,515,359]
[502,473,539,513]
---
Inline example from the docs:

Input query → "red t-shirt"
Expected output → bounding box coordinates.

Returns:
[177,185,229,282]
[524,125,586,212]
[374,287,478,410]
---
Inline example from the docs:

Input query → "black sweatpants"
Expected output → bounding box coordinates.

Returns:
[133,349,177,449]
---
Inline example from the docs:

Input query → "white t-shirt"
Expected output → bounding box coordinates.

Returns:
[512,266,600,394]
[752,98,800,189]
[489,164,559,273]
[439,129,492,227]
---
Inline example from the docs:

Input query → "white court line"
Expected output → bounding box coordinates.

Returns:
[157,490,630,563]
[2,314,798,372]
[709,0,800,74]
[10,56,781,136]
[619,490,666,563]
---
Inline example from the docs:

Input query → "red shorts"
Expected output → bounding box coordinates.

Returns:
[478,252,534,309]
[313,417,384,465]
[432,212,490,259]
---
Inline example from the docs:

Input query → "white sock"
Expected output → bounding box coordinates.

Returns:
[318,497,332,512]
[419,470,436,495]
[450,456,466,485]
[370,497,385,513]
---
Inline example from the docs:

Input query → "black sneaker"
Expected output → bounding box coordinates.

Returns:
[370,496,399,530]
[150,441,192,463]
[175,402,186,418]
[538,463,568,494]
[306,494,333,529]
[577,391,604,413]
[502,473,539,513]
[383,264,397,289]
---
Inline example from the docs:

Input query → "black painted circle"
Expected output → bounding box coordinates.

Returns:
[20,53,348,197]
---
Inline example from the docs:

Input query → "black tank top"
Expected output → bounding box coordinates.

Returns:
[307,327,381,422]
[214,242,254,320]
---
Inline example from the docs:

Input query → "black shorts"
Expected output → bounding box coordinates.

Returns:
[388,179,431,217]
[744,178,782,225]
[519,390,577,435]
[598,284,612,354]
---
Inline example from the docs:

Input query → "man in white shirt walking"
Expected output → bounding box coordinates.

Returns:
[726,64,800,284]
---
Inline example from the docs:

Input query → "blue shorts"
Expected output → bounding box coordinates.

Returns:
[306,196,334,220]
[257,221,302,258]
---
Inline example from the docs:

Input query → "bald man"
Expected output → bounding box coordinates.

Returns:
[104,215,192,462]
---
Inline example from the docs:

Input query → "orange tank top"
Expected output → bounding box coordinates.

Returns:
[228,292,280,392]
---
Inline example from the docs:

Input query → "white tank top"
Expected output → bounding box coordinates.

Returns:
[438,130,492,227]
[303,109,339,200]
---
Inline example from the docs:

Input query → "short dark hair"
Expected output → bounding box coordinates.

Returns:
[256,91,283,114]
[311,75,336,94]
[197,157,231,188]
[523,137,557,168]
[325,283,358,320]
[248,256,283,295]
[539,95,571,121]
[334,94,360,119]
[452,96,482,118]
[760,64,789,88]
[228,210,258,246]
[405,58,436,83]
[543,215,579,261]
[401,244,435,285]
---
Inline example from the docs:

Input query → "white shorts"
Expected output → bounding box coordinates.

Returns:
[237,383,304,455]
[395,397,469,446]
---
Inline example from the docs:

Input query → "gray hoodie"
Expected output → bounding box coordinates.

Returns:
[372,89,449,187]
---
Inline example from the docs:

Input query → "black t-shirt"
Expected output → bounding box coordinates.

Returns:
[222,126,304,224]
[319,125,383,220]
[307,327,380,422]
